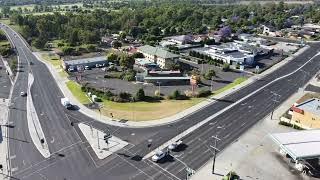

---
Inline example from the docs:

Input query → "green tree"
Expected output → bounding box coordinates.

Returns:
[32,38,46,49]
[68,30,79,46]
[135,88,145,101]
[203,69,216,80]
[222,63,230,72]
[120,54,135,69]
[107,53,119,63]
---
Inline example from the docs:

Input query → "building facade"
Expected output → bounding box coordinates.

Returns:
[291,98,320,126]
[137,45,179,69]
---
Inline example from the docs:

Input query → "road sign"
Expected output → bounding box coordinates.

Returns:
[240,65,244,71]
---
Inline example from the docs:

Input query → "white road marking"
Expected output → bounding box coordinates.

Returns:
[224,133,231,139]
[10,155,16,159]
[11,167,18,172]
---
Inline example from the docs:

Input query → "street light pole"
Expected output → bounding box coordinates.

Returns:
[157,81,161,95]
[211,76,213,92]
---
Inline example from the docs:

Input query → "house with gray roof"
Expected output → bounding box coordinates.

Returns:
[137,45,179,69]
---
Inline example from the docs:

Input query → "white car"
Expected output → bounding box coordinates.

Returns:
[20,91,27,97]
[151,150,166,162]
[168,140,182,150]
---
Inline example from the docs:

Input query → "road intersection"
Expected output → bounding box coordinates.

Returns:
[1,23,320,180]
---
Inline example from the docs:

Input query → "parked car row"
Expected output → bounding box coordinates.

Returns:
[68,62,112,72]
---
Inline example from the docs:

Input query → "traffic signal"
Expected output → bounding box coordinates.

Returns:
[104,134,111,144]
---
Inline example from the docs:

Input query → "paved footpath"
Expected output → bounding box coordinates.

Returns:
[0,99,11,180]
[191,74,318,180]
[33,45,308,127]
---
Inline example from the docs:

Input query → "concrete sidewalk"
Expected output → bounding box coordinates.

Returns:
[33,45,308,127]
[0,99,11,180]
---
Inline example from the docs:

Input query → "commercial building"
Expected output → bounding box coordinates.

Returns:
[291,98,320,125]
[137,45,179,69]
[202,43,255,65]
[136,70,190,85]
[63,56,107,71]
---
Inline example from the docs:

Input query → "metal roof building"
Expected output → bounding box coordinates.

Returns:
[270,130,320,160]
[137,45,179,59]
[63,56,107,70]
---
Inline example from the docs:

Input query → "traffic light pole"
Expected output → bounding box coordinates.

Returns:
[97,130,100,150]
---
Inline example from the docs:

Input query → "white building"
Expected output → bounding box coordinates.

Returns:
[202,43,255,65]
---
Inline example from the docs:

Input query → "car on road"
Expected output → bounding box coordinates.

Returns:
[151,150,166,162]
[20,91,27,97]
[168,140,182,150]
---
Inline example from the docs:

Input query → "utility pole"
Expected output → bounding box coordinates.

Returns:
[210,76,214,91]
[211,135,221,174]
[270,91,280,120]
[97,129,100,149]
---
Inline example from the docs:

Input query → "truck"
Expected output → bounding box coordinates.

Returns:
[61,98,72,109]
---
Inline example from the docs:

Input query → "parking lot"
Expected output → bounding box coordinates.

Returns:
[68,65,248,97]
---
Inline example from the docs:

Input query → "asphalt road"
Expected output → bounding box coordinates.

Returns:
[2,22,320,180]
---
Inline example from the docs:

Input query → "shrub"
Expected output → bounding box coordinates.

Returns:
[62,46,75,55]
[81,86,86,92]
[119,92,131,100]
[86,44,97,52]
[197,90,212,97]
[168,90,189,100]
[135,88,145,101]
[57,42,65,47]
[222,63,230,72]
[122,70,136,81]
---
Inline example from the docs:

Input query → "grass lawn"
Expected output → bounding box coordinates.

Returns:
[100,98,204,121]
[40,52,69,78]
[66,81,91,104]
[213,77,247,95]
